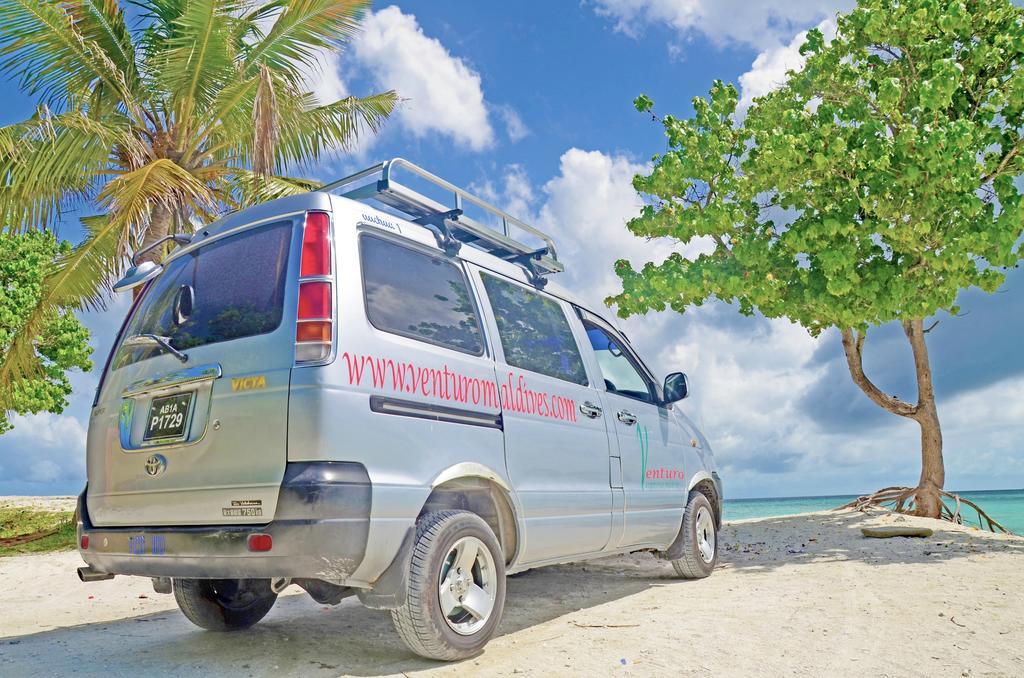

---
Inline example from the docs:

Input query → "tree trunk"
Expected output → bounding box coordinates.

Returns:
[903,319,944,518]
[132,205,173,300]
[138,204,173,266]
[840,319,945,519]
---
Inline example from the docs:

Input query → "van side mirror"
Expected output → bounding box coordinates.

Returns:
[112,261,162,293]
[663,372,689,403]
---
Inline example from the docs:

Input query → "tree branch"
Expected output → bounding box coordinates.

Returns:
[981,142,1021,184]
[711,234,731,252]
[840,328,919,417]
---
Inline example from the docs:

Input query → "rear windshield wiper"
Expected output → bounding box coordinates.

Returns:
[123,334,189,363]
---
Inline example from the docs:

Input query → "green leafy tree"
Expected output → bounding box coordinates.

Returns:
[0,0,397,401]
[610,0,1024,519]
[0,230,92,433]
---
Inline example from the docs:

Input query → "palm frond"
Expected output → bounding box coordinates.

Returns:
[0,0,139,108]
[0,110,130,230]
[98,158,219,233]
[234,0,289,47]
[196,74,262,150]
[68,0,137,83]
[206,78,396,173]
[243,0,367,87]
[154,0,239,122]
[230,169,320,206]
[278,90,398,162]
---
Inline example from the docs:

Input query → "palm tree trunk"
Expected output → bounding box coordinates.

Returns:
[131,205,173,300]
[138,205,173,266]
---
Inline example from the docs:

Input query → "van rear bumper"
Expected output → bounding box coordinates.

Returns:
[77,462,371,582]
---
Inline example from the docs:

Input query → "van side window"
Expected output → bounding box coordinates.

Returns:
[481,273,588,385]
[361,235,484,355]
[583,322,656,403]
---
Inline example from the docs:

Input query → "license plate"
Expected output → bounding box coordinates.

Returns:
[143,393,193,441]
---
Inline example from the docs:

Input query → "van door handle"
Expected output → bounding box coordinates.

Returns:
[579,401,603,419]
[617,410,637,425]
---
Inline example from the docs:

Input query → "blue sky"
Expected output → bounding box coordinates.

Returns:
[2,1,1022,499]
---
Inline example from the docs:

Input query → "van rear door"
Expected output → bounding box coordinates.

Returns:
[87,216,304,527]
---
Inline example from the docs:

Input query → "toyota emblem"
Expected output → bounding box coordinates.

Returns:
[145,454,167,477]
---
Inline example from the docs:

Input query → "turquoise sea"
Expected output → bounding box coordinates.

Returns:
[724,488,1024,534]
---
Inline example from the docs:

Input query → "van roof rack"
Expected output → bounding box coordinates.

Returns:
[319,158,563,279]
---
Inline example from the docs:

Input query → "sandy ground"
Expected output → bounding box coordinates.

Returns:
[1,508,1022,677]
[0,496,77,513]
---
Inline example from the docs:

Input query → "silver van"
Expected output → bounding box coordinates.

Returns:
[76,159,723,660]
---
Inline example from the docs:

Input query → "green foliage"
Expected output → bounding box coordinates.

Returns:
[608,0,1024,336]
[0,505,76,555]
[0,0,397,395]
[0,230,92,433]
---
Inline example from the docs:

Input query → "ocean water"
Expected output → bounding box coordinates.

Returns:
[724,488,1024,534]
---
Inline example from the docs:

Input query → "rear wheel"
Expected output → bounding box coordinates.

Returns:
[391,510,506,660]
[173,578,278,631]
[670,491,718,579]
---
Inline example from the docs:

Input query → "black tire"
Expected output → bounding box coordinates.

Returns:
[173,578,278,631]
[670,491,719,579]
[391,510,506,661]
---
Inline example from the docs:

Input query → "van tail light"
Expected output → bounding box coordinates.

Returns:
[247,534,273,552]
[301,211,331,277]
[295,211,334,365]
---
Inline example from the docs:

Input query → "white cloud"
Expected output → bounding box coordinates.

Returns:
[536,148,714,310]
[592,0,851,50]
[497,105,530,143]
[472,164,535,222]
[299,49,349,105]
[737,19,836,113]
[352,6,495,151]
[6,412,87,450]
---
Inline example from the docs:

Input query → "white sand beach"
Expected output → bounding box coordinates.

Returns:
[0,496,77,513]
[1,506,1022,677]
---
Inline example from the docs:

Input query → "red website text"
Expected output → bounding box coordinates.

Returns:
[341,352,578,422]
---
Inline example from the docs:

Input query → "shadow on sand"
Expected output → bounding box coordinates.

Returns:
[0,555,683,676]
[2,509,1019,676]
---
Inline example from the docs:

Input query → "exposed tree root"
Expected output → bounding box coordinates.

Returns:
[840,486,1012,534]
[0,527,59,548]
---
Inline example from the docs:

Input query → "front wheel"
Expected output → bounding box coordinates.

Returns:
[669,491,719,579]
[391,510,506,660]
[173,578,278,631]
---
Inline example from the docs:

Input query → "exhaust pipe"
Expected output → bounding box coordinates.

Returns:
[77,566,115,583]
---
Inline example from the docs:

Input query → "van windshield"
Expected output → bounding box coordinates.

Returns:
[113,221,293,369]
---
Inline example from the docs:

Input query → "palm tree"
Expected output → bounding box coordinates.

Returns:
[0,0,397,393]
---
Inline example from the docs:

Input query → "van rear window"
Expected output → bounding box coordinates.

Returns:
[114,222,292,368]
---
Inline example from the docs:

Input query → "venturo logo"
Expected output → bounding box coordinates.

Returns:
[638,425,650,489]
[637,425,685,489]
